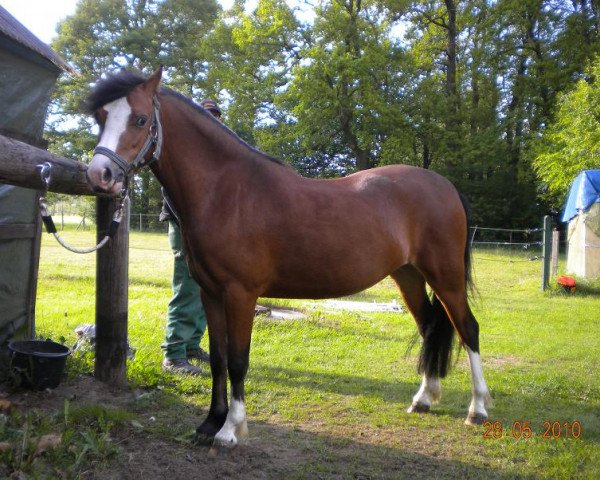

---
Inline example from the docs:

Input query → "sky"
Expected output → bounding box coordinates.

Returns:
[1,0,80,43]
[1,0,238,44]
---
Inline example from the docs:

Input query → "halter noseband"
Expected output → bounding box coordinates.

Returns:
[93,96,163,179]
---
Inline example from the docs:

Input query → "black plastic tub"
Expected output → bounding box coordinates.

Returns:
[8,340,71,390]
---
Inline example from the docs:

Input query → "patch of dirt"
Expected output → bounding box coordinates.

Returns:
[1,376,508,480]
[3,374,133,414]
[484,355,520,367]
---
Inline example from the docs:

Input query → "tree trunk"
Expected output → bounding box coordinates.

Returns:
[506,53,527,167]
[444,0,459,122]
[422,142,431,170]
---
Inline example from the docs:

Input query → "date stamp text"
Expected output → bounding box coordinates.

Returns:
[482,420,581,440]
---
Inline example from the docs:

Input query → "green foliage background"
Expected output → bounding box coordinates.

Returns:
[47,0,600,227]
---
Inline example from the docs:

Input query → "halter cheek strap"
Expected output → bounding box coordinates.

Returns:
[93,96,163,177]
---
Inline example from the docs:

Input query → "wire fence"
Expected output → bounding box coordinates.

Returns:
[469,225,548,263]
[130,213,168,233]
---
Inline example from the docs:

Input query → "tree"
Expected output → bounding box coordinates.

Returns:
[46,0,600,228]
[533,56,600,203]
[260,0,412,175]
[49,0,220,222]
[203,0,305,144]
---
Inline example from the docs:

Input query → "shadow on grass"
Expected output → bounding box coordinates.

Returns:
[247,363,600,443]
[2,373,588,479]
[250,363,424,404]
[111,388,526,480]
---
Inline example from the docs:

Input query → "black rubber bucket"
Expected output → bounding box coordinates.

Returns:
[8,340,71,390]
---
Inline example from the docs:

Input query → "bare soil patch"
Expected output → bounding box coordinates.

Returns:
[2,376,509,479]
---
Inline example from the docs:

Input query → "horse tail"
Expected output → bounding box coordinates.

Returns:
[459,193,475,295]
[417,295,455,378]
[417,192,473,379]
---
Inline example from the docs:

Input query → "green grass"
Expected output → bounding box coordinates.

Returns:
[3,226,599,478]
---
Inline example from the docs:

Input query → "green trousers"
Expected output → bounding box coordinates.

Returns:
[161,221,207,360]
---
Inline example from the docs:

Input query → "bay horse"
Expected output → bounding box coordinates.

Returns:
[85,68,492,447]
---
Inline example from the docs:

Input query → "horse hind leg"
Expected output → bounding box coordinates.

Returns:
[427,281,493,425]
[391,266,447,413]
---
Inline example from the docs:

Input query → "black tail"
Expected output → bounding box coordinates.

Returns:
[417,192,473,378]
[459,193,474,294]
[417,295,455,378]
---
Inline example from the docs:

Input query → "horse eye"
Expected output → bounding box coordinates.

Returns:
[135,115,148,127]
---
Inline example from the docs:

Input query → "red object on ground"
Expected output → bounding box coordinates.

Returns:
[557,275,576,292]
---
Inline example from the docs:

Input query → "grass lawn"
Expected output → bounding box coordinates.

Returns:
[1,226,598,479]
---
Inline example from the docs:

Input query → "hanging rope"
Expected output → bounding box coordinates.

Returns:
[37,162,126,254]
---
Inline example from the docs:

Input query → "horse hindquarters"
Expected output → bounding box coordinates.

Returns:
[391,195,492,424]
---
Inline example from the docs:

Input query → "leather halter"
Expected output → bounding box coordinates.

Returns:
[93,96,163,179]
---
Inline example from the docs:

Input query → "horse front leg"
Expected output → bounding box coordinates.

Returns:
[213,289,256,447]
[195,291,228,444]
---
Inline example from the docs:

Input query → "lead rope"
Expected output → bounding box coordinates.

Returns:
[37,162,126,254]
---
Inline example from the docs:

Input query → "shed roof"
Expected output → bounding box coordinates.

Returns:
[0,5,73,73]
[562,170,600,223]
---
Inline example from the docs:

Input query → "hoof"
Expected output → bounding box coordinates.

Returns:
[407,402,430,414]
[465,413,487,426]
[193,426,216,446]
[213,420,249,448]
[207,446,222,457]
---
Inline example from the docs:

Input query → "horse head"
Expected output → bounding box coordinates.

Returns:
[86,67,163,194]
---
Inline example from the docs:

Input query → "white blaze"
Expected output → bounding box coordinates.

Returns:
[97,97,131,152]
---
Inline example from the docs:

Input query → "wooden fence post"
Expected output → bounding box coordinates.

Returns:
[551,229,560,277]
[0,133,131,385]
[94,196,129,386]
[541,215,552,291]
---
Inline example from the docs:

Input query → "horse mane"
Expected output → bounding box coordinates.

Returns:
[85,69,146,113]
[86,69,287,168]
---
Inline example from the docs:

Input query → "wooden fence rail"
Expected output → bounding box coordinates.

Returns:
[0,133,93,195]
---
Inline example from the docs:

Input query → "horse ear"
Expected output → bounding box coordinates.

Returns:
[144,66,163,94]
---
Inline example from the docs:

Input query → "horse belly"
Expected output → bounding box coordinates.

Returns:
[265,230,405,299]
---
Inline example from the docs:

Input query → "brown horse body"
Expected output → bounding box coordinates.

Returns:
[85,69,491,447]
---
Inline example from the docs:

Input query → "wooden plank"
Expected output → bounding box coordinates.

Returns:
[0,223,36,240]
[0,133,95,195]
[94,196,130,387]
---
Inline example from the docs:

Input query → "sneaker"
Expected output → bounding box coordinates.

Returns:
[162,358,202,375]
[187,348,210,363]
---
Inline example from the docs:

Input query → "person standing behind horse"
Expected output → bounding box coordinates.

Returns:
[159,99,223,375]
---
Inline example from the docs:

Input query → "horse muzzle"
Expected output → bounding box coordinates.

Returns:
[86,153,125,194]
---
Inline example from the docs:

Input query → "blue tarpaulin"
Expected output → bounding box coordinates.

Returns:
[561,170,600,223]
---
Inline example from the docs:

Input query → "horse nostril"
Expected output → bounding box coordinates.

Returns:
[101,168,112,183]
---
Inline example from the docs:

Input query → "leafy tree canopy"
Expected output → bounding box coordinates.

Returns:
[534,56,600,202]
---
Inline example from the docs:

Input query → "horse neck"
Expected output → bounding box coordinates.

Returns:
[150,94,256,225]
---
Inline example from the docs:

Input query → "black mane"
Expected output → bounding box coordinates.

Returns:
[85,69,146,113]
